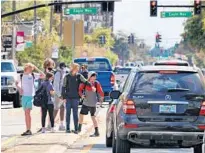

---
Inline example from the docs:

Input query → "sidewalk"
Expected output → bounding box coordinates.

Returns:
[1,108,101,153]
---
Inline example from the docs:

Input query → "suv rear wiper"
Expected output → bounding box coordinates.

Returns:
[167,88,190,92]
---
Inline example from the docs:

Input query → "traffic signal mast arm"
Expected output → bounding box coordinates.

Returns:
[1,0,115,18]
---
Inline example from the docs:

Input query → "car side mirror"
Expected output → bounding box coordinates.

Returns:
[110,90,121,99]
[17,70,24,73]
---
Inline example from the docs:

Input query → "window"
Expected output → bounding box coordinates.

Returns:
[133,72,205,94]
[114,68,131,74]
[78,61,111,71]
[1,62,15,72]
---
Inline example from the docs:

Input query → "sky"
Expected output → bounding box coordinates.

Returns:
[114,0,193,48]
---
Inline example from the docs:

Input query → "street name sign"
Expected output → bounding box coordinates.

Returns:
[161,11,193,18]
[64,7,97,15]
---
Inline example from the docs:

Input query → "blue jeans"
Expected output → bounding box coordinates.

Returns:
[66,98,79,131]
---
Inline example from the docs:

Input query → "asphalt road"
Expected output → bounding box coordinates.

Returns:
[65,106,194,153]
[1,102,196,153]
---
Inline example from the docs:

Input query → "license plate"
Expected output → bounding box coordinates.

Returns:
[159,105,176,113]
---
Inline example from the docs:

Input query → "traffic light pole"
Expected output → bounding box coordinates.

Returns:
[72,21,76,62]
[11,1,16,60]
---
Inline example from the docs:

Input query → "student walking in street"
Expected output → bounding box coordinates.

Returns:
[16,63,44,136]
[78,71,104,137]
[41,72,56,133]
[61,63,91,134]
[53,62,67,131]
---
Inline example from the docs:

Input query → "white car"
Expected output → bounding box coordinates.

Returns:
[114,67,132,88]
[1,60,21,108]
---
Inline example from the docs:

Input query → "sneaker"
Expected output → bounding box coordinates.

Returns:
[41,128,46,133]
[46,124,51,130]
[90,132,100,137]
[66,130,71,133]
[59,125,66,131]
[51,128,55,133]
[21,130,32,136]
[72,130,78,134]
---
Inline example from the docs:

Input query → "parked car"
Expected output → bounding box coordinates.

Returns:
[106,99,118,147]
[108,65,205,153]
[74,57,115,101]
[1,60,21,108]
[113,67,132,88]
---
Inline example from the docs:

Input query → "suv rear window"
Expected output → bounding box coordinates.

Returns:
[114,68,131,74]
[154,62,189,66]
[78,61,111,71]
[133,71,205,94]
[1,62,15,72]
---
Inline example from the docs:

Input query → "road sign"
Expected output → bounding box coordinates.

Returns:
[161,11,193,18]
[64,7,97,15]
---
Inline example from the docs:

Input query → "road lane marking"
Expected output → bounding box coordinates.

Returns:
[1,136,18,147]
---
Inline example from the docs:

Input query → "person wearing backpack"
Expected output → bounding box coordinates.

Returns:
[37,58,56,132]
[41,72,56,133]
[53,62,67,131]
[78,71,104,137]
[61,63,92,134]
[16,63,44,136]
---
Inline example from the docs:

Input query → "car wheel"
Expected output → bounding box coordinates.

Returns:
[13,92,21,108]
[112,132,116,153]
[116,133,131,153]
[193,144,202,153]
[106,132,112,147]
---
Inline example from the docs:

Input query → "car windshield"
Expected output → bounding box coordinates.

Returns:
[133,72,205,95]
[1,62,15,72]
[114,68,131,74]
[78,61,111,71]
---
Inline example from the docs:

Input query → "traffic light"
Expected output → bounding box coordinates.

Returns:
[54,0,62,14]
[194,0,201,15]
[99,35,106,44]
[156,33,162,43]
[101,2,115,12]
[128,34,134,44]
[150,0,157,17]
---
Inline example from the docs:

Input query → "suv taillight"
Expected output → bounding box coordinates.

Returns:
[109,104,115,113]
[123,100,136,114]
[110,74,115,85]
[199,101,205,115]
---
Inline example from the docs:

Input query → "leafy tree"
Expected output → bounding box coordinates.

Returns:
[57,45,72,65]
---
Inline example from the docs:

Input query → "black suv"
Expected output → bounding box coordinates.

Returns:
[109,66,205,153]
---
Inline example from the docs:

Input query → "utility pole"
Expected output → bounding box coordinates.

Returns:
[59,6,63,40]
[34,0,37,45]
[11,0,16,60]
[50,1,53,33]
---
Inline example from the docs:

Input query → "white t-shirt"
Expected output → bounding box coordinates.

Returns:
[20,73,39,97]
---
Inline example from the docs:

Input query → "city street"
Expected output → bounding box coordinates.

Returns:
[1,103,195,153]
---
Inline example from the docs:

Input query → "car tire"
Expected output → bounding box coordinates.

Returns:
[116,133,131,153]
[106,132,112,147]
[13,92,21,108]
[112,132,116,153]
[193,144,202,153]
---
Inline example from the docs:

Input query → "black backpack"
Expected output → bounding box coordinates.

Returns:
[33,84,48,107]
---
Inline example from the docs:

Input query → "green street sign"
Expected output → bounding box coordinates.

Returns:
[161,11,193,18]
[64,7,97,15]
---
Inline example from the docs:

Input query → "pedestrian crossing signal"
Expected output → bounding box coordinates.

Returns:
[150,1,157,17]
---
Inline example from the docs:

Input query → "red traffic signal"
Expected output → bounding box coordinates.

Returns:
[194,0,201,15]
[150,1,157,17]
